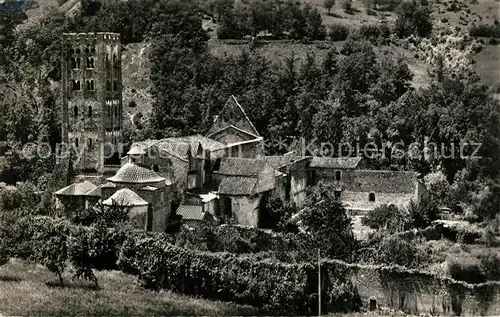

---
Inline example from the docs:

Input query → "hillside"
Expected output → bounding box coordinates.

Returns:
[20,0,500,121]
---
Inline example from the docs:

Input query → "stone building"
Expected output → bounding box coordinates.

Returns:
[61,32,123,172]
[215,157,276,227]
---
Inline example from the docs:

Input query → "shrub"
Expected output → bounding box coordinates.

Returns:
[329,23,350,41]
[342,0,352,13]
[362,204,409,233]
[407,198,439,229]
[358,23,391,43]
[376,235,427,268]
[479,252,500,281]
[469,24,500,38]
[447,255,485,283]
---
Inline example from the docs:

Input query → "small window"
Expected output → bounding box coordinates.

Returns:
[69,48,74,54]
[369,193,375,202]
[131,157,136,163]
[91,48,96,54]
[114,105,118,117]
[84,47,90,54]
[75,48,81,54]
[88,106,92,118]
[75,137,79,148]
[86,80,94,91]
[88,138,93,148]
[152,164,159,172]
[86,57,95,68]
[335,170,342,181]
[106,80,111,91]
[113,80,118,91]
[73,106,78,118]
[106,54,111,68]
[72,80,80,91]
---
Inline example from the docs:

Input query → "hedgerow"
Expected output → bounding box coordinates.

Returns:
[118,233,360,314]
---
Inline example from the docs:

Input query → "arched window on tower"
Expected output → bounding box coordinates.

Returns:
[114,105,118,117]
[88,138,93,148]
[87,80,94,91]
[74,106,78,118]
[113,80,118,91]
[88,106,92,118]
[72,80,80,91]
[86,57,95,68]
[106,80,111,91]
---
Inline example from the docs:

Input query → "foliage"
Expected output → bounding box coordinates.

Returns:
[407,198,439,229]
[260,193,298,232]
[324,0,335,14]
[29,216,70,285]
[469,23,500,38]
[328,23,350,41]
[377,235,428,268]
[394,0,433,38]
[215,0,326,40]
[298,182,356,262]
[118,232,360,314]
[362,204,409,233]
[67,222,126,287]
[69,202,130,227]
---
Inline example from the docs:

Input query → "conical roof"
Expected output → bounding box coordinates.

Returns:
[107,163,166,184]
[102,188,149,207]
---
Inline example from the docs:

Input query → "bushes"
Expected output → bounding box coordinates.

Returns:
[469,24,500,38]
[376,235,429,268]
[357,23,391,43]
[362,204,409,233]
[394,1,433,38]
[118,232,360,314]
[329,23,350,41]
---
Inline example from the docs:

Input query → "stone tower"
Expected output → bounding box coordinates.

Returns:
[61,32,123,172]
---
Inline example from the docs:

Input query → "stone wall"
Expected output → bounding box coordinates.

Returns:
[342,191,416,210]
[231,195,261,227]
[323,260,500,316]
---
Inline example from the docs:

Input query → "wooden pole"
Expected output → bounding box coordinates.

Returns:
[318,248,321,316]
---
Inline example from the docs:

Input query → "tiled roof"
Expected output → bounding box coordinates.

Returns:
[218,157,266,176]
[131,135,225,161]
[54,181,97,196]
[168,135,226,152]
[108,163,166,184]
[100,182,117,189]
[310,157,363,169]
[207,95,260,138]
[85,186,102,197]
[176,204,204,221]
[264,156,295,169]
[127,145,146,155]
[103,188,149,207]
[218,176,257,196]
[139,185,159,191]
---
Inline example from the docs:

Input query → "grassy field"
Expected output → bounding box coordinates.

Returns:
[0,258,264,316]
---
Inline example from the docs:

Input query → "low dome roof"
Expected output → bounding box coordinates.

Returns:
[107,163,166,184]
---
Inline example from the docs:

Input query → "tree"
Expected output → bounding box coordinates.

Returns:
[342,0,353,13]
[324,0,335,14]
[298,182,356,261]
[394,0,433,38]
[30,217,70,285]
[362,204,409,233]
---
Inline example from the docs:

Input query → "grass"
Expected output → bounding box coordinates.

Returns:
[0,258,264,316]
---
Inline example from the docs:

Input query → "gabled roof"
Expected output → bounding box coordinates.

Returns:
[167,135,226,152]
[176,204,205,221]
[207,95,260,138]
[103,188,149,207]
[310,157,363,169]
[218,157,267,176]
[54,181,97,196]
[101,182,117,189]
[108,163,166,184]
